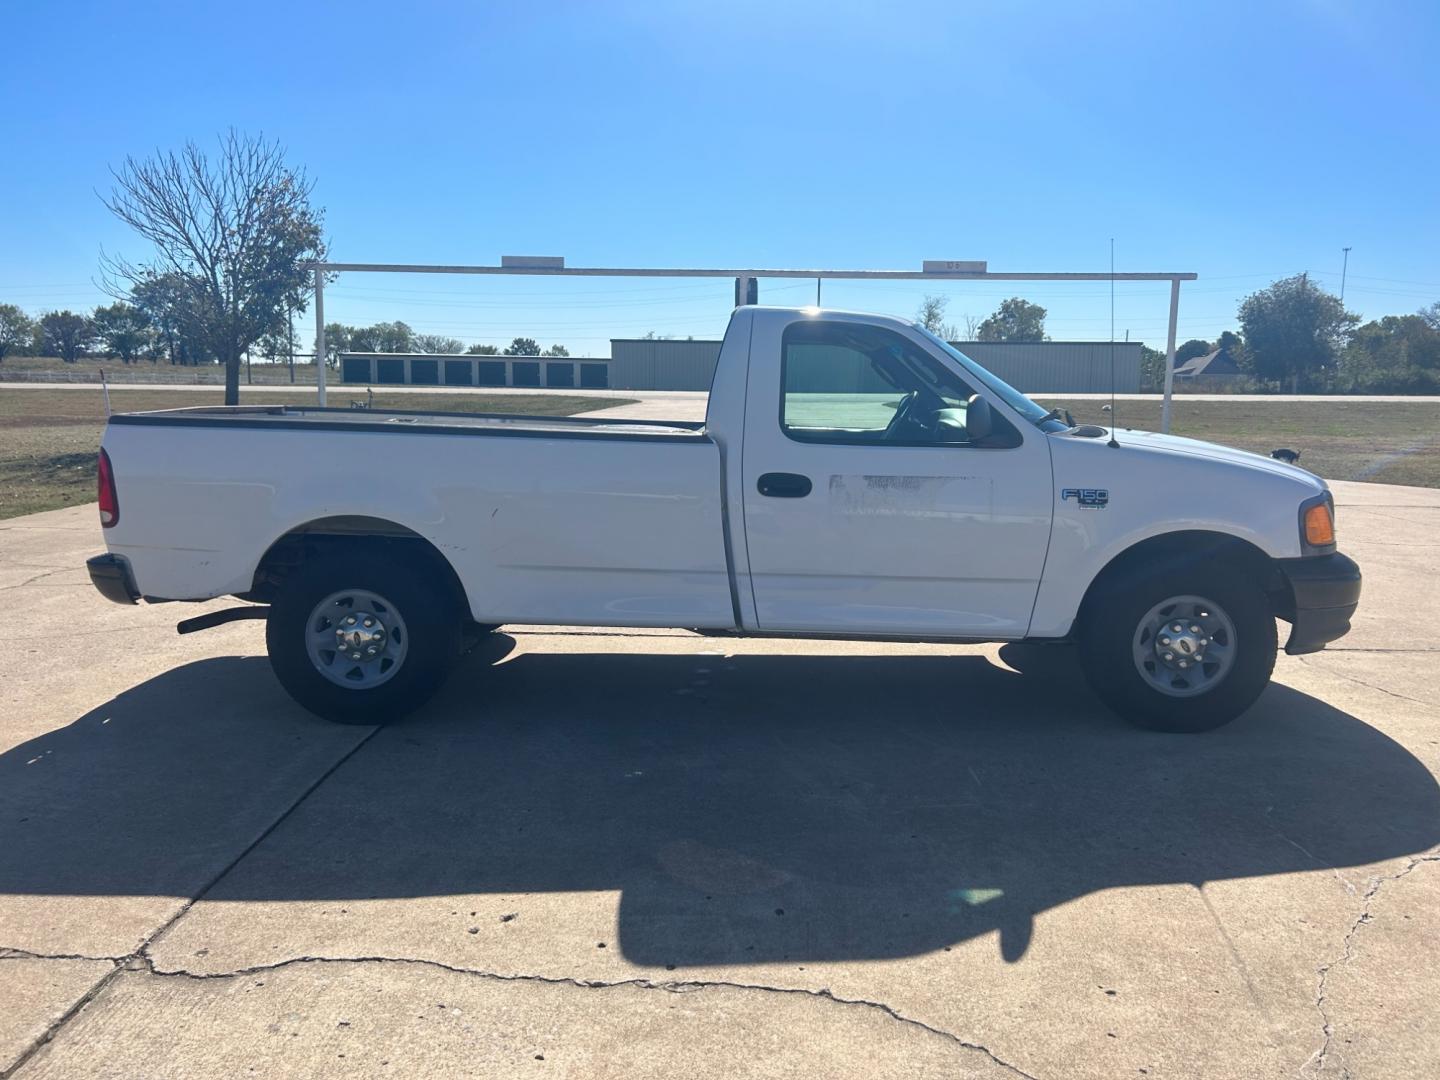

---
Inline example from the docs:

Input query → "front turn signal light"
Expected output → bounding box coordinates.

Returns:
[1304,502,1335,547]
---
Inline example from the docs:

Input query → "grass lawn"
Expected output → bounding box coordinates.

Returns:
[1,355,327,385]
[0,388,633,520]
[1035,397,1440,490]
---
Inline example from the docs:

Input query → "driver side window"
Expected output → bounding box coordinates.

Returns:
[780,320,984,446]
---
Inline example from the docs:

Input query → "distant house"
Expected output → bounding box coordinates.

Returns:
[1174,346,1243,383]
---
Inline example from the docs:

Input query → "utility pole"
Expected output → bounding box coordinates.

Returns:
[1340,247,1352,304]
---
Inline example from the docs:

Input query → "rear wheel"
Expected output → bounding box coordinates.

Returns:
[1079,566,1276,733]
[266,551,461,724]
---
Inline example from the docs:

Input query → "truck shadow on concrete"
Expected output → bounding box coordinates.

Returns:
[3,637,1438,964]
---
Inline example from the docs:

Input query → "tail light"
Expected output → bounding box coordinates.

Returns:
[98,448,119,527]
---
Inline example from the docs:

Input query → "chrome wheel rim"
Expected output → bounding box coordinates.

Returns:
[305,588,409,690]
[1131,594,1236,698]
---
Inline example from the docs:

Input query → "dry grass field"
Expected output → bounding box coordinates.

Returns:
[1038,397,1440,489]
[0,388,632,519]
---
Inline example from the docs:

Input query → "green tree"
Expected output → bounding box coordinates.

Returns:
[1237,274,1357,392]
[976,297,1047,342]
[40,311,94,362]
[350,321,414,353]
[1175,338,1211,364]
[1216,330,1243,353]
[0,304,35,362]
[543,343,570,357]
[504,336,541,356]
[320,322,353,364]
[92,302,151,364]
[131,272,213,364]
[1139,345,1167,392]
[414,333,464,354]
[102,130,326,404]
[465,343,499,355]
[1337,315,1440,393]
[257,317,297,364]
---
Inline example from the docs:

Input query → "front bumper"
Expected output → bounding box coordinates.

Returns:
[1276,552,1362,655]
[87,553,139,605]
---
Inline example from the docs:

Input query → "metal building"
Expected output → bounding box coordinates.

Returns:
[340,353,611,389]
[340,339,1143,395]
[957,341,1143,393]
[608,339,726,391]
[610,338,1142,394]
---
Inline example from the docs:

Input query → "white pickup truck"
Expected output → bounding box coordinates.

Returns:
[87,306,1360,732]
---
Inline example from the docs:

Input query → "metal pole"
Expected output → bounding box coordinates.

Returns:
[314,266,327,407]
[1340,247,1351,303]
[816,277,821,306]
[1160,277,1181,434]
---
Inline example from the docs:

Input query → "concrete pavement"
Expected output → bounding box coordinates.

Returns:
[1,483,1437,1078]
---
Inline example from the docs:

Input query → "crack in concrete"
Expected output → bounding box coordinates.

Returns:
[0,567,79,591]
[0,947,122,964]
[1269,825,1358,897]
[1301,848,1440,1078]
[1319,646,1440,654]
[15,621,225,643]
[1295,656,1437,711]
[134,953,1039,1079]
[0,727,380,1080]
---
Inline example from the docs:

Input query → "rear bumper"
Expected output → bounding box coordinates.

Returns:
[1276,552,1361,655]
[87,553,140,605]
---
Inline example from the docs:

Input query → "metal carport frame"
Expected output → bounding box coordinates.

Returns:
[308,261,1197,432]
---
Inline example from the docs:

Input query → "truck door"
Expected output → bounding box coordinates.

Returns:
[738,312,1054,638]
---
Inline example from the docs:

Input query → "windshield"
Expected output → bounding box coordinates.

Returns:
[911,325,1057,428]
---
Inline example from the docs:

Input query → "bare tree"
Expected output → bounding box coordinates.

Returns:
[102,131,326,404]
[916,295,961,341]
[413,333,465,354]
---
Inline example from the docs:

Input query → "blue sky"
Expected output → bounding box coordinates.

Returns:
[3,0,1437,357]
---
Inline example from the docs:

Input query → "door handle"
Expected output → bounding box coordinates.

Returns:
[757,472,813,498]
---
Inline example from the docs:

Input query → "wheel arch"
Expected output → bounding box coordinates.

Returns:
[244,515,471,620]
[1076,529,1288,631]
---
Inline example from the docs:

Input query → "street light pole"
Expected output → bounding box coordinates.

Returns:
[1340,247,1352,304]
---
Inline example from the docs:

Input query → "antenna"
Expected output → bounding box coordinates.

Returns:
[1107,239,1119,448]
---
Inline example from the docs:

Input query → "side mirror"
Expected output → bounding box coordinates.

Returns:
[965,394,993,442]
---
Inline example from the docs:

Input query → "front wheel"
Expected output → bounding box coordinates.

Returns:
[1079,568,1276,733]
[266,551,461,724]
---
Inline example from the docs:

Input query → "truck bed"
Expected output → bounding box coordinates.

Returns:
[108,405,708,442]
[100,402,734,627]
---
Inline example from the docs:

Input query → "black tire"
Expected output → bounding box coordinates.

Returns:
[1078,564,1276,733]
[266,550,461,724]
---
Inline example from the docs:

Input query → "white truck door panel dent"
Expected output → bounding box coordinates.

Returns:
[738,310,1053,637]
